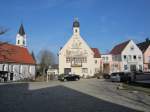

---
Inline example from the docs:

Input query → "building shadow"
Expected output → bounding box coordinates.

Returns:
[0,83,142,112]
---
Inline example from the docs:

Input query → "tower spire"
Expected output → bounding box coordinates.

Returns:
[73,18,80,35]
[18,24,25,36]
[16,24,26,47]
[73,18,80,28]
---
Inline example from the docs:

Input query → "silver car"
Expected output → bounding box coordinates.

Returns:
[110,73,121,82]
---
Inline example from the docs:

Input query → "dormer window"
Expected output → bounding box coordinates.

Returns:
[130,45,134,50]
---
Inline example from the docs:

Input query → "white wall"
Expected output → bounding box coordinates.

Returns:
[121,40,143,72]
[59,27,101,77]
[16,34,26,47]
[0,63,35,81]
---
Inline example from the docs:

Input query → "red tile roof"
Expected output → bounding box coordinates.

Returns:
[91,48,101,58]
[137,39,150,53]
[0,43,36,64]
[110,40,130,55]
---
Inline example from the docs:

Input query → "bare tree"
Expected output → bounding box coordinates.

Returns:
[31,51,36,62]
[0,26,8,35]
[0,26,9,54]
[37,49,55,75]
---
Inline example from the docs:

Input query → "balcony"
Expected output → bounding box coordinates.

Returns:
[71,63,82,67]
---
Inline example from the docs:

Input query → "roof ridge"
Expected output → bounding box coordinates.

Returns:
[115,40,130,47]
[1,42,27,49]
[110,40,131,55]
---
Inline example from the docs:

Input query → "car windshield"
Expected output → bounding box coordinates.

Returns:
[111,73,117,76]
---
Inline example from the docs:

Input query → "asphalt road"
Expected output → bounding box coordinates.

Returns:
[0,79,150,112]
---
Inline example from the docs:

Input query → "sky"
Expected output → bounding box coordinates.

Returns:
[0,0,150,58]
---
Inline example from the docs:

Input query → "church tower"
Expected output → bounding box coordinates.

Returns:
[16,24,26,47]
[73,18,80,36]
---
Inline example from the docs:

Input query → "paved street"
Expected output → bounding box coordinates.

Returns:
[0,79,150,112]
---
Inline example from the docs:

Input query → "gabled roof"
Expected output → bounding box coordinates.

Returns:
[137,39,150,53]
[110,40,130,55]
[18,24,25,36]
[91,48,101,58]
[0,43,35,64]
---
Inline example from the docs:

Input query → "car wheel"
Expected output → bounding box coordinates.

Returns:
[76,78,79,81]
[64,78,67,82]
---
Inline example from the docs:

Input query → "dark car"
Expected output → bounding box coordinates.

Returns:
[58,74,80,81]
[110,72,131,83]
[103,73,110,79]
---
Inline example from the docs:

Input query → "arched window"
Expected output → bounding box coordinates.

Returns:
[2,65,5,71]
[18,40,20,44]
[75,29,78,33]
[23,40,25,45]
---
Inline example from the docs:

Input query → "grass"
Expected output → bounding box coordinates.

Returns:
[123,82,150,95]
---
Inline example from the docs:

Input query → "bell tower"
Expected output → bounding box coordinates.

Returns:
[16,24,26,47]
[73,18,80,36]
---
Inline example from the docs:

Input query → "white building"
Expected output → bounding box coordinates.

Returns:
[110,40,143,72]
[101,54,113,74]
[59,19,101,77]
[47,64,59,75]
[0,24,36,81]
[16,24,27,47]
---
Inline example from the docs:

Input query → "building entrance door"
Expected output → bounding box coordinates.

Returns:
[64,68,71,74]
[10,73,13,81]
[103,64,110,74]
[130,65,136,72]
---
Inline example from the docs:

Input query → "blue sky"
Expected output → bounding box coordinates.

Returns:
[0,0,150,57]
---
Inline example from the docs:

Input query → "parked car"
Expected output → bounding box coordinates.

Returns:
[103,73,110,79]
[94,72,103,79]
[58,74,80,81]
[110,72,131,82]
[110,73,121,82]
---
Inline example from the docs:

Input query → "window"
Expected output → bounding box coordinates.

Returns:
[75,29,78,33]
[130,45,134,50]
[82,68,88,73]
[133,55,136,60]
[139,65,142,71]
[66,57,71,63]
[106,57,108,61]
[102,57,105,60]
[115,64,118,68]
[148,64,150,69]
[124,65,128,70]
[18,40,20,44]
[138,55,142,60]
[28,66,30,73]
[2,65,5,71]
[19,65,23,74]
[95,60,97,64]
[23,40,25,45]
[95,68,99,73]
[82,57,87,63]
[10,65,13,72]
[148,56,150,62]
[124,55,127,60]
[129,55,132,61]
[71,57,82,67]
[115,56,118,61]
